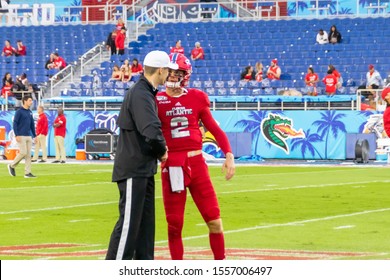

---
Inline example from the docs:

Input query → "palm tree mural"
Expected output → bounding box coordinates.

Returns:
[288,1,308,15]
[67,111,95,155]
[312,111,347,159]
[55,0,82,22]
[234,111,282,157]
[74,111,95,139]
[338,7,354,15]
[291,128,323,159]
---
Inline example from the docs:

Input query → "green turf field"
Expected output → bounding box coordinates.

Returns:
[1,162,389,260]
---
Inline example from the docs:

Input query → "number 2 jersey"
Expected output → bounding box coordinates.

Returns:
[156,88,232,154]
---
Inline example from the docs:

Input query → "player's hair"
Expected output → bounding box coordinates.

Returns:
[22,95,32,104]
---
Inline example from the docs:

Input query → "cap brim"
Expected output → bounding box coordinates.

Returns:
[167,62,178,70]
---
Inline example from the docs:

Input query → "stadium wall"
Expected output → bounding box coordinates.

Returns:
[0,110,380,160]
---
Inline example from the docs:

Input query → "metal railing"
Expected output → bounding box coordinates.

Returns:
[80,44,106,77]
[49,65,74,98]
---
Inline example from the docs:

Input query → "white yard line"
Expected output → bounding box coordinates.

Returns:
[1,179,388,214]
[156,207,390,244]
[220,180,390,194]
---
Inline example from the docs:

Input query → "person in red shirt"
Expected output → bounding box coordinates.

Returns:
[323,69,338,96]
[305,67,319,96]
[1,40,14,57]
[52,107,67,163]
[170,40,184,55]
[115,27,126,55]
[52,53,67,70]
[190,42,204,60]
[130,58,143,81]
[32,106,48,163]
[328,64,342,89]
[266,59,281,80]
[156,53,235,260]
[240,65,255,81]
[382,88,390,137]
[15,40,26,56]
[1,79,13,99]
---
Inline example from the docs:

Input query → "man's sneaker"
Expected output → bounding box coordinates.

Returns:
[52,160,60,163]
[60,161,66,164]
[8,164,16,177]
[31,160,37,162]
[24,173,37,178]
[39,160,46,163]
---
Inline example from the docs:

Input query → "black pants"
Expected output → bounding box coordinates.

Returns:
[106,176,155,260]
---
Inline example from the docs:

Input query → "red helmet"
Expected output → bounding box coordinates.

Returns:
[167,53,192,88]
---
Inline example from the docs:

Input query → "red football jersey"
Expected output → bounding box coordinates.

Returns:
[156,88,231,154]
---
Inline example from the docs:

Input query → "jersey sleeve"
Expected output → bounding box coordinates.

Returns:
[197,90,232,155]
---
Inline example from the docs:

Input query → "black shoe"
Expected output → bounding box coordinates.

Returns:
[24,173,37,178]
[60,161,66,164]
[8,164,16,177]
[31,160,37,162]
[52,160,60,163]
[39,160,46,163]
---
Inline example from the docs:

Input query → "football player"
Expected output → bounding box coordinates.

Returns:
[156,53,235,260]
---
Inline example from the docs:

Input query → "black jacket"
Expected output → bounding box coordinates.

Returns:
[112,75,167,182]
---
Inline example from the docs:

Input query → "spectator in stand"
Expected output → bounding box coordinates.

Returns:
[240,65,255,81]
[328,64,342,89]
[52,107,67,164]
[170,40,184,54]
[1,79,13,99]
[316,29,329,45]
[365,64,383,96]
[328,25,342,44]
[305,67,319,96]
[2,40,14,56]
[45,53,55,70]
[130,58,143,80]
[110,64,122,81]
[106,29,118,56]
[121,59,130,70]
[255,62,263,82]
[15,40,26,56]
[51,52,67,70]
[2,72,13,87]
[115,26,126,56]
[12,73,29,92]
[121,60,132,83]
[323,69,338,96]
[32,105,48,163]
[116,18,125,31]
[359,64,384,108]
[266,59,281,80]
[190,42,204,60]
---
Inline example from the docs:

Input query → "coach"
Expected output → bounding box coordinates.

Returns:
[106,50,177,260]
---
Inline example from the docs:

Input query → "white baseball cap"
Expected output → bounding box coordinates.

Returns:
[143,50,178,70]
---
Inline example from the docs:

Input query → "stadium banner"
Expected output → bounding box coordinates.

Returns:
[0,110,380,159]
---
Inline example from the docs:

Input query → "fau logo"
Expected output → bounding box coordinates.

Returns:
[95,113,119,134]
